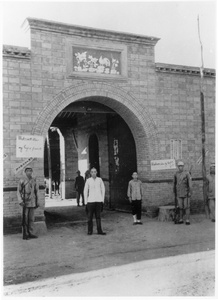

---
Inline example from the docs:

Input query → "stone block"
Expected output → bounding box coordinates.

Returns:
[33,221,47,236]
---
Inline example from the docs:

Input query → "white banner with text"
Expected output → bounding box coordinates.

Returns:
[151,159,176,171]
[16,135,44,158]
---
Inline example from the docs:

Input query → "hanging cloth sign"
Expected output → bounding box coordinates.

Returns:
[16,135,44,158]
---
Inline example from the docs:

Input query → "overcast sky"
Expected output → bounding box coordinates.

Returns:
[1,0,217,68]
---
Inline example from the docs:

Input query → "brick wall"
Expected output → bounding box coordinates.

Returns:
[2,19,215,229]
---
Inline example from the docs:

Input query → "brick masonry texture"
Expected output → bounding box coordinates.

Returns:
[3,19,215,227]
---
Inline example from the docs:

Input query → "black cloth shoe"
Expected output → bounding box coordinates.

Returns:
[211,219,215,222]
[178,220,184,224]
[28,234,38,239]
[97,232,106,235]
[185,221,190,225]
[23,236,30,240]
[137,221,143,225]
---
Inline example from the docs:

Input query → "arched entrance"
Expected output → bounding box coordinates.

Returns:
[32,82,159,215]
[43,99,138,210]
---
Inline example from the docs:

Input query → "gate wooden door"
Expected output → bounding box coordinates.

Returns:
[89,134,100,176]
[107,114,137,209]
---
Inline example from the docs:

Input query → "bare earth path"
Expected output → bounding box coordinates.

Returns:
[3,210,216,296]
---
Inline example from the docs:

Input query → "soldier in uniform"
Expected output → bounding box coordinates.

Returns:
[17,167,39,240]
[206,162,215,222]
[173,161,192,225]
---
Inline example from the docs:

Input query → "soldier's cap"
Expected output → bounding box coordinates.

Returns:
[177,161,184,166]
[25,167,33,172]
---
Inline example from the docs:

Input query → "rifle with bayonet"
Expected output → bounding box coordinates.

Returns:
[21,181,28,239]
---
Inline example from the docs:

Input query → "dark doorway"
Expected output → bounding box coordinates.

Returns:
[89,134,100,176]
[107,114,137,209]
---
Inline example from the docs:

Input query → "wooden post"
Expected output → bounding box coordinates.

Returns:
[47,131,52,199]
[200,92,209,217]
[198,16,209,217]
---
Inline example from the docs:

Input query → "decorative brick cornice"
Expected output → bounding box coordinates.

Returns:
[3,45,31,59]
[155,62,215,77]
[27,17,160,46]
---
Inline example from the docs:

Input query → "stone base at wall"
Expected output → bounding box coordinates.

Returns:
[33,221,47,236]
[3,217,47,235]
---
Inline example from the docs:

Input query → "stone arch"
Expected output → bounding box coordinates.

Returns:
[32,82,159,173]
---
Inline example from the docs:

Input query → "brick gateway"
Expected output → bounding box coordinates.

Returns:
[3,18,215,232]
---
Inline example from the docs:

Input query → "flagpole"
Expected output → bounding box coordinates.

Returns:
[197,15,209,217]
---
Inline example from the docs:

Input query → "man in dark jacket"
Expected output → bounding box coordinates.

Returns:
[75,170,85,206]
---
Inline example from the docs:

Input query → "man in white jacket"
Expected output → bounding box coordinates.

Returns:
[84,167,106,235]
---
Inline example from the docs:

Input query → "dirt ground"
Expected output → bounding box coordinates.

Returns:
[4,250,215,297]
[3,206,216,296]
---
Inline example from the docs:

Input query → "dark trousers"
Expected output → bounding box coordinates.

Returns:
[131,200,142,220]
[77,189,85,205]
[22,207,35,237]
[87,202,103,234]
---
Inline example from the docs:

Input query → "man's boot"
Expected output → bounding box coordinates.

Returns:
[178,209,184,224]
[22,226,29,240]
[185,208,190,225]
[28,233,38,238]
[88,220,93,235]
[96,219,106,235]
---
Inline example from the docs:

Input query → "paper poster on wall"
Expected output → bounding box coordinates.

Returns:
[151,159,176,171]
[16,135,44,158]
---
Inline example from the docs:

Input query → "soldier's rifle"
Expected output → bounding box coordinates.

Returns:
[21,181,29,239]
[21,182,26,239]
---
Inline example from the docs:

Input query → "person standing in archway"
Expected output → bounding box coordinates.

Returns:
[127,172,143,225]
[74,170,85,206]
[84,167,106,235]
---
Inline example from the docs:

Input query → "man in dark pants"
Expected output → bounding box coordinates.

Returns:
[127,172,143,225]
[17,167,39,240]
[75,170,85,206]
[84,167,106,235]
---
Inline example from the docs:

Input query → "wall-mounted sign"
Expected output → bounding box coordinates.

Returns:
[73,47,121,75]
[151,159,176,171]
[16,135,44,158]
[14,157,34,174]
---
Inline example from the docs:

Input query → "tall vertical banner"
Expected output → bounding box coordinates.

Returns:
[16,135,44,158]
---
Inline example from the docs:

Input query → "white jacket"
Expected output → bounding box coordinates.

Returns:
[84,177,105,204]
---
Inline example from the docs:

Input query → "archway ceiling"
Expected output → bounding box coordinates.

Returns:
[52,98,116,127]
